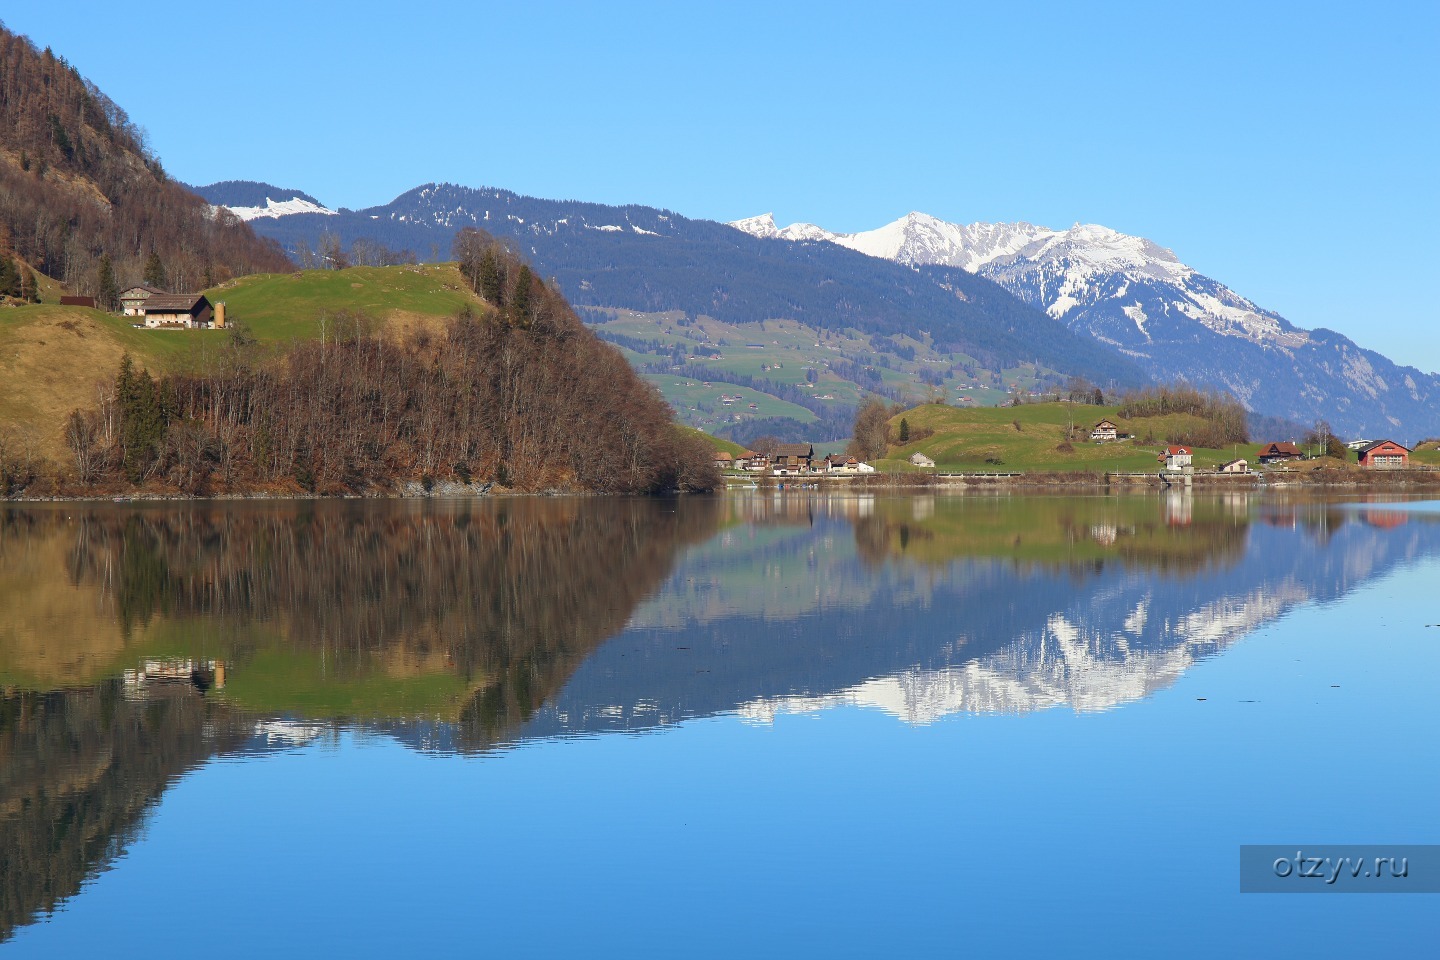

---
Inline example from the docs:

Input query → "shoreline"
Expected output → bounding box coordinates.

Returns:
[8,470,1439,503]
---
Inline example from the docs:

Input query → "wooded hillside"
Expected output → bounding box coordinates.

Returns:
[0,26,291,296]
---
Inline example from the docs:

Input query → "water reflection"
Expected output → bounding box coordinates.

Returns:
[2,494,1438,940]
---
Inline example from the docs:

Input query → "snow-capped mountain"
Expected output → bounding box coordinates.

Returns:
[190,181,337,220]
[223,196,337,221]
[733,212,1440,439]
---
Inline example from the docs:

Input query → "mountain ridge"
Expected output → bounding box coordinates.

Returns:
[733,211,1440,439]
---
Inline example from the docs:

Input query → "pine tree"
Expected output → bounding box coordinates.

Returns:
[509,265,532,326]
[478,250,502,305]
[97,255,119,311]
[143,251,167,290]
[899,418,910,443]
[0,258,19,299]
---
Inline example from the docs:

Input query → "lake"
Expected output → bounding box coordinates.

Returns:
[1,493,1437,956]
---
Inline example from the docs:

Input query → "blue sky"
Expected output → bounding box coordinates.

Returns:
[7,1,1437,370]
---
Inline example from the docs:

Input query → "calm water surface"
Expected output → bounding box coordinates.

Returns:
[1,493,1437,956]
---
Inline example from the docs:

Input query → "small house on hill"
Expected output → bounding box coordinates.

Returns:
[1257,441,1303,464]
[1090,419,1118,442]
[714,451,733,470]
[909,452,936,468]
[1157,446,1192,471]
[1356,439,1410,469]
[1219,458,1249,474]
[119,285,165,317]
[140,293,214,329]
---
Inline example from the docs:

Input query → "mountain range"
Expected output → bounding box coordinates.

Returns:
[732,212,1440,441]
[194,180,1440,442]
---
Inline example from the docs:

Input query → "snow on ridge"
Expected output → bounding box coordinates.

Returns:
[729,209,1297,345]
[224,197,337,221]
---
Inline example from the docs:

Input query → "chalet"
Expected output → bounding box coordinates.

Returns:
[714,451,734,470]
[1157,446,1192,471]
[1090,419,1118,442]
[140,293,214,329]
[1356,439,1410,469]
[770,443,815,474]
[119,285,165,317]
[909,452,936,468]
[1257,441,1303,465]
[1218,458,1250,474]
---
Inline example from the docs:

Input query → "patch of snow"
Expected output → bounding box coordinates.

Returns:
[224,197,337,221]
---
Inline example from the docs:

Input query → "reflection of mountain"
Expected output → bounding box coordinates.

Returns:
[512,497,1440,735]
[3,496,1437,938]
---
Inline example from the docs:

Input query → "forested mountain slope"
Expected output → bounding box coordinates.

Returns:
[0,26,290,298]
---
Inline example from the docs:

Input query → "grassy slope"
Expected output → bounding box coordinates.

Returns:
[1,265,483,461]
[585,307,1054,434]
[876,402,1246,472]
[204,263,477,341]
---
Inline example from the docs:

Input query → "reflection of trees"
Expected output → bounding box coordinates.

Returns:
[0,682,250,943]
[5,497,720,736]
[852,496,1250,577]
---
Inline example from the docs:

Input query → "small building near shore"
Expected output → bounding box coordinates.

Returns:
[1158,446,1192,471]
[909,452,936,468]
[1356,439,1410,469]
[770,443,815,474]
[1218,458,1250,474]
[1258,441,1304,465]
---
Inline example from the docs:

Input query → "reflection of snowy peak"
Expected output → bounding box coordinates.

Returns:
[731,211,1440,438]
[740,580,1309,723]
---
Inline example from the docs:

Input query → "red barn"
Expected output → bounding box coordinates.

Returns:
[1356,439,1410,469]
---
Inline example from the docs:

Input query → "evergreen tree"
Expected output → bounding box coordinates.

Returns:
[116,355,167,481]
[899,417,910,443]
[0,258,19,298]
[478,250,502,305]
[143,251,167,290]
[510,265,533,326]
[97,255,119,311]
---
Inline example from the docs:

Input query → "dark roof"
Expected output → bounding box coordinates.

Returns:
[1093,419,1117,428]
[1358,439,1409,454]
[1260,441,1303,456]
[143,293,209,312]
[772,443,813,458]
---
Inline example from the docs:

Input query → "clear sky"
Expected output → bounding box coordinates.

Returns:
[6,1,1436,370]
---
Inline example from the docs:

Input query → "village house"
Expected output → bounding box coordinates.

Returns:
[1157,446,1192,471]
[118,285,164,317]
[1090,419,1118,442]
[769,443,815,474]
[823,455,876,475]
[1218,458,1250,474]
[713,451,733,470]
[909,452,936,468]
[1356,439,1410,469]
[1257,441,1304,465]
[139,293,217,329]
